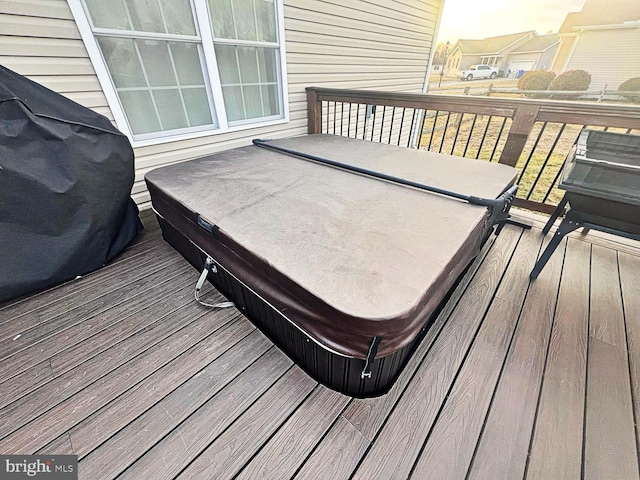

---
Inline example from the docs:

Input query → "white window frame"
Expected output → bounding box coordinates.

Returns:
[68,0,289,148]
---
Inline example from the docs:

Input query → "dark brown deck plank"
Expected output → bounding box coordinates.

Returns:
[0,306,237,451]
[0,238,170,325]
[349,227,522,479]
[72,334,291,479]
[0,296,213,436]
[69,327,266,459]
[35,433,74,455]
[411,227,541,478]
[172,368,317,480]
[102,351,296,480]
[584,337,639,479]
[236,387,350,480]
[468,237,566,479]
[0,254,184,352]
[526,237,591,479]
[589,245,627,349]
[342,231,498,440]
[0,264,192,387]
[48,282,196,375]
[0,278,206,409]
[619,252,640,458]
[0,360,53,410]
[294,416,370,480]
[69,317,256,458]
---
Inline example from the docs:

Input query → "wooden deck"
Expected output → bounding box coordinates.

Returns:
[1,208,640,479]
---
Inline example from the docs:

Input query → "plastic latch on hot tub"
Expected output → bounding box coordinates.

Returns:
[197,215,216,233]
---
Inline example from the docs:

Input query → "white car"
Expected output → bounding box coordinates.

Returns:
[459,64,499,81]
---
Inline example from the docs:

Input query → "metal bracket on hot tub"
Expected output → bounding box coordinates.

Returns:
[361,336,382,379]
[194,257,235,309]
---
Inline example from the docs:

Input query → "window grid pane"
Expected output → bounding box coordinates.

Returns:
[215,44,280,123]
[83,0,283,138]
[96,34,217,134]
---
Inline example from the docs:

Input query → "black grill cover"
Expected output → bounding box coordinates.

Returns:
[0,66,142,302]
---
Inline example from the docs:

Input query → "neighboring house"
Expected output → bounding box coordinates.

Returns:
[0,0,441,207]
[551,0,640,90]
[444,31,536,75]
[506,34,559,74]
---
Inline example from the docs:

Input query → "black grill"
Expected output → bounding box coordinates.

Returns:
[530,129,640,280]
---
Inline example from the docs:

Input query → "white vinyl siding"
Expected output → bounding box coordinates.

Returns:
[565,26,640,91]
[1,0,440,207]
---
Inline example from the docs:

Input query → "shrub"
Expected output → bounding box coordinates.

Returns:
[517,70,556,97]
[619,77,640,103]
[549,69,591,91]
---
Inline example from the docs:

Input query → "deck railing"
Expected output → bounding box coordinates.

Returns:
[306,87,640,214]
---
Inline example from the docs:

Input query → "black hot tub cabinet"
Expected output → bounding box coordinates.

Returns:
[146,134,518,397]
[531,129,640,280]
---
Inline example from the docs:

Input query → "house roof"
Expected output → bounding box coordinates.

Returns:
[511,34,559,53]
[559,0,640,34]
[455,31,536,56]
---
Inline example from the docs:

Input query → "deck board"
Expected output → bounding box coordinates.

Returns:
[590,245,627,349]
[1,211,640,479]
[0,264,193,386]
[584,337,639,479]
[236,387,350,479]
[526,237,591,479]
[468,237,566,479]
[411,227,542,479]
[619,252,640,461]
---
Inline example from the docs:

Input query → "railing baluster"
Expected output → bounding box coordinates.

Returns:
[407,109,416,148]
[542,125,584,203]
[388,107,396,144]
[333,101,337,134]
[462,114,478,158]
[527,123,566,200]
[355,103,360,139]
[439,112,451,153]
[325,101,329,134]
[347,103,352,137]
[370,105,376,142]
[340,102,344,136]
[379,106,386,143]
[398,107,406,146]
[489,117,508,162]
[450,113,465,156]
[517,122,548,186]
[426,111,437,151]
[475,115,492,159]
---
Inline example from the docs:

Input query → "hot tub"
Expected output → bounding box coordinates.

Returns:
[146,134,518,396]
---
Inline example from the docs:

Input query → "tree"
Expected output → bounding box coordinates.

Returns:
[433,42,450,64]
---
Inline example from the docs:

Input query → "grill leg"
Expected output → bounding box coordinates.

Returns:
[542,195,568,236]
[530,211,581,281]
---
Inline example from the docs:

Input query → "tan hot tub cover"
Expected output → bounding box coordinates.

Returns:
[146,134,517,395]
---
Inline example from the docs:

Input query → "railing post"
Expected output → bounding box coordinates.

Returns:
[306,87,322,134]
[497,104,540,167]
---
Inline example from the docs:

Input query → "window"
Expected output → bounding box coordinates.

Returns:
[70,0,287,144]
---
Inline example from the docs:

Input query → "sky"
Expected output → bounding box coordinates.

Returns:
[437,0,587,44]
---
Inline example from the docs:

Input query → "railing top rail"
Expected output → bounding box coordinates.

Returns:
[306,87,640,126]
